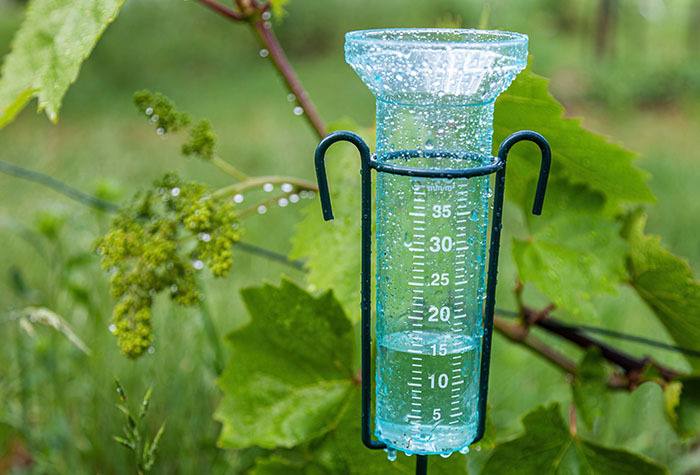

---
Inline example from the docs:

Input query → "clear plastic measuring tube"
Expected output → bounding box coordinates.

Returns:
[345,29,528,455]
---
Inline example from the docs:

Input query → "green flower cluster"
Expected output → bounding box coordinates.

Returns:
[182,119,216,160]
[133,90,191,134]
[96,173,240,358]
[133,90,218,161]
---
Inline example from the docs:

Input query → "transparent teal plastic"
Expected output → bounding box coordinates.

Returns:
[345,29,528,455]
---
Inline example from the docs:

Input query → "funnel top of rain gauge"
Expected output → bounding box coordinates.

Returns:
[345,28,528,106]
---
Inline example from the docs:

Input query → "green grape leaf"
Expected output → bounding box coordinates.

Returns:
[571,348,610,429]
[290,119,372,323]
[621,209,700,371]
[217,279,469,472]
[481,403,668,475]
[494,62,654,217]
[251,392,469,475]
[0,0,126,129]
[215,278,356,449]
[512,179,628,319]
[664,375,700,439]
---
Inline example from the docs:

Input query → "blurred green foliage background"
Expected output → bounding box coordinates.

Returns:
[0,0,698,472]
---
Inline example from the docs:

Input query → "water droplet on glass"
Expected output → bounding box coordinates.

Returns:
[278,198,288,207]
[233,194,244,203]
[424,138,435,150]
[281,183,293,193]
[145,107,153,116]
[171,187,180,196]
[459,446,470,455]
[259,49,269,57]
[385,448,397,461]
[257,205,267,214]
[193,260,204,270]
[293,106,304,116]
[289,193,299,203]
[108,324,116,333]
[287,93,296,102]
[403,231,413,247]
[261,10,271,20]
[470,210,479,221]
[263,183,274,192]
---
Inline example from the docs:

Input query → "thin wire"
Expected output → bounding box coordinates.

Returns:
[0,160,119,212]
[0,160,305,271]
[496,307,700,358]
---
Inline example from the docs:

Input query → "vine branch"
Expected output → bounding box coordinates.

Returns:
[495,305,680,391]
[194,0,328,139]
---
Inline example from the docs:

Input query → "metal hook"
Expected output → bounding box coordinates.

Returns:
[497,130,551,215]
[314,130,371,221]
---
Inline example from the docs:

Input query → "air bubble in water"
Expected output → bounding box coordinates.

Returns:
[281,183,293,192]
[289,194,299,203]
[259,49,269,57]
[293,106,304,115]
[287,93,296,102]
[424,138,435,150]
[459,446,470,455]
[108,324,116,333]
[145,107,153,116]
[156,127,165,136]
[171,187,180,196]
[200,233,211,242]
[193,260,204,270]
[151,114,159,123]
[257,205,267,214]
[233,194,244,203]
[440,452,451,458]
[261,11,271,20]
[278,198,288,207]
[263,183,274,192]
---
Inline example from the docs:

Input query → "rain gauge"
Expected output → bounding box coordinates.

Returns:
[314,29,552,473]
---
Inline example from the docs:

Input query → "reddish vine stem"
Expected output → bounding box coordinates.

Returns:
[195,0,327,139]
[514,306,679,388]
[251,19,327,138]
[196,0,243,21]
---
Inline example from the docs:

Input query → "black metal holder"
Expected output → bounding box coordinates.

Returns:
[314,130,551,475]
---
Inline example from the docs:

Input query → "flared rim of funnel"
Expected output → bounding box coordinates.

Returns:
[345,28,528,49]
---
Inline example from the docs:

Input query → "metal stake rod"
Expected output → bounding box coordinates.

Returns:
[315,130,551,474]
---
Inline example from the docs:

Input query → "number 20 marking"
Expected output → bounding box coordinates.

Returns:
[428,306,450,322]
